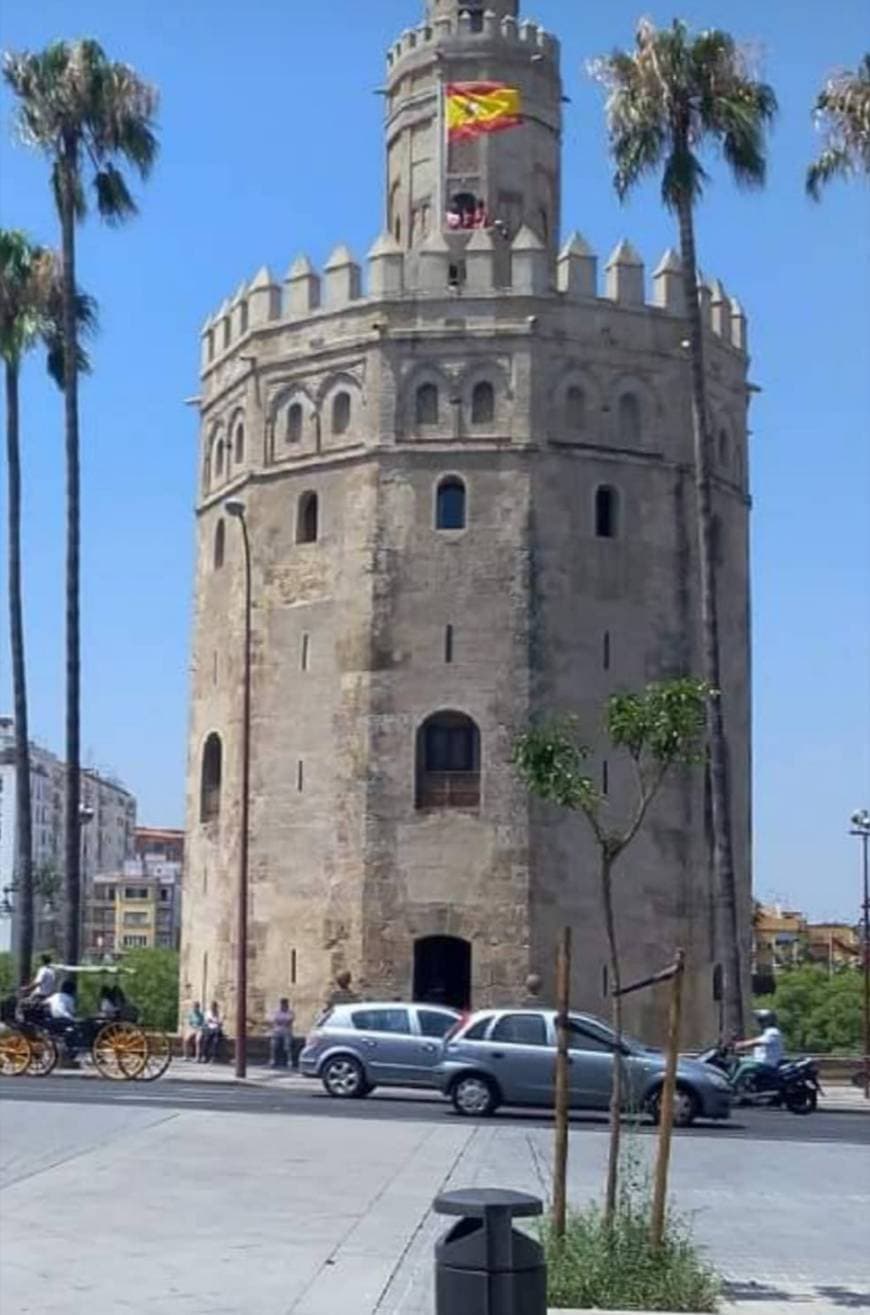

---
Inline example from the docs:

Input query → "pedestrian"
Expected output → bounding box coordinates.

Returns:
[269,997,295,1069]
[201,1000,223,1063]
[185,1000,205,1061]
[522,972,544,1007]
[326,970,359,1007]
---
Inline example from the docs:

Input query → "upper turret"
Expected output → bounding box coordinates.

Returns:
[385,2,562,270]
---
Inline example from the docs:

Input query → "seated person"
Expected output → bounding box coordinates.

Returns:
[98,982,120,1019]
[733,1008,784,1085]
[47,978,77,1022]
[201,1000,223,1063]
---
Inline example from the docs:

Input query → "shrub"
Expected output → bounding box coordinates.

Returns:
[756,965,863,1053]
[541,1185,720,1312]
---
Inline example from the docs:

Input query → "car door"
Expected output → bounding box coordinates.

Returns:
[486,1013,553,1105]
[412,1008,461,1083]
[567,1018,616,1110]
[349,1007,416,1084]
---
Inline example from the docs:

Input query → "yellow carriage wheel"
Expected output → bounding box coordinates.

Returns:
[92,1022,148,1081]
[0,1030,32,1077]
[26,1031,59,1077]
[135,1031,173,1082]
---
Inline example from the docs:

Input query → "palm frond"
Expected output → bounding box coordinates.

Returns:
[94,163,138,223]
[808,52,870,197]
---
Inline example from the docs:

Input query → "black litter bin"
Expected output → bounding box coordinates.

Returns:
[433,1188,546,1314]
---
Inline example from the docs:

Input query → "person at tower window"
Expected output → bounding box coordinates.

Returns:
[473,199,490,228]
[201,1000,224,1063]
[269,997,295,1070]
[446,206,462,230]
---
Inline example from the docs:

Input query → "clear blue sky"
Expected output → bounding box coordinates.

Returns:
[0,1,867,919]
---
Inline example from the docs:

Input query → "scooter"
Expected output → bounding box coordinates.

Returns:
[698,1044,821,1114]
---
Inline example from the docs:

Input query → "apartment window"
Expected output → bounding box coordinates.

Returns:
[123,934,148,949]
[123,911,149,927]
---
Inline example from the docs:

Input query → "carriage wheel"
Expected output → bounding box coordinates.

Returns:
[0,1030,32,1077]
[135,1031,173,1082]
[26,1031,59,1077]
[92,1022,148,1080]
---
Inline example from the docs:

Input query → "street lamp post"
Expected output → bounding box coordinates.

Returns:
[225,499,251,1079]
[851,809,870,1101]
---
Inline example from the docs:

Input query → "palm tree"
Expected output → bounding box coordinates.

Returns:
[591,20,777,1038]
[0,230,96,982]
[807,54,870,198]
[4,42,158,963]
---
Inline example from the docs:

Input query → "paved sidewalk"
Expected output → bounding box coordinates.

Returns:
[2,1096,868,1314]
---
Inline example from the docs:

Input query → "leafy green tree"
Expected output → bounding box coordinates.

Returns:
[77,949,179,1030]
[757,965,862,1053]
[514,678,710,1223]
[3,42,159,963]
[0,951,14,997]
[590,20,777,1042]
[807,54,870,197]
[1,230,95,983]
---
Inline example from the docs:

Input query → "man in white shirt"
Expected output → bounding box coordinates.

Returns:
[733,1009,785,1087]
[23,954,56,1000]
[46,979,77,1022]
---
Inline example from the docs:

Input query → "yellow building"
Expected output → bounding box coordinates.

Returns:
[805,922,861,969]
[116,877,157,951]
[753,904,807,973]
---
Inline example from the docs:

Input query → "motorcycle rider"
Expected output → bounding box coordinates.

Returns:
[732,1008,784,1086]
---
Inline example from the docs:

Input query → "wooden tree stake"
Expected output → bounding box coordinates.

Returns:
[650,948,685,1249]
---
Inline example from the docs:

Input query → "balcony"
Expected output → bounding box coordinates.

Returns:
[416,771,480,811]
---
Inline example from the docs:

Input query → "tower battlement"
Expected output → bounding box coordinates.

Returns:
[200,234,747,377]
[386,12,559,74]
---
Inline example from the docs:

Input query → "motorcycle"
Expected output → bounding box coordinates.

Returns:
[698,1044,822,1114]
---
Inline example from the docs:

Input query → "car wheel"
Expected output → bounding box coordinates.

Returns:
[451,1074,499,1117]
[646,1084,699,1128]
[321,1055,368,1099]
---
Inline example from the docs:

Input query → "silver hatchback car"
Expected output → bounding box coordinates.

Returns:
[436,1009,732,1125]
[300,1001,461,1098]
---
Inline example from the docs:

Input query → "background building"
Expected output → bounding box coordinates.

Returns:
[182,0,753,1044]
[0,716,136,955]
[83,827,184,958]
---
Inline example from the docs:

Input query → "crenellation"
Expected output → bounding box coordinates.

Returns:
[324,244,362,308]
[285,254,322,318]
[519,19,539,44]
[247,266,281,328]
[464,227,497,292]
[709,279,729,338]
[730,296,748,352]
[651,248,684,315]
[557,232,597,298]
[697,277,713,331]
[511,223,549,294]
[605,239,645,306]
[501,13,518,41]
[368,233,405,297]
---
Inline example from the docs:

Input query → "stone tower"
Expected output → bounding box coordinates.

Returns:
[182,0,752,1046]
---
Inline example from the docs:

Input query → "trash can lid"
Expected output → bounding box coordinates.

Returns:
[434,1188,543,1219]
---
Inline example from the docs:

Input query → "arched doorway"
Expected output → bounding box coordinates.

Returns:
[413,935,471,1011]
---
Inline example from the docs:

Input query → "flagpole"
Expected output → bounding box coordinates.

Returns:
[436,62,445,230]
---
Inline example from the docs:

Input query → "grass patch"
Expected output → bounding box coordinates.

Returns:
[541,1195,720,1312]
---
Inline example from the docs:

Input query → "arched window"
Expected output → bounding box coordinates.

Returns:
[286,403,303,444]
[565,385,586,431]
[332,391,351,436]
[618,393,642,445]
[214,438,225,479]
[436,477,466,530]
[416,382,439,426]
[234,421,245,463]
[595,485,619,539]
[471,381,495,425]
[416,711,481,810]
[297,491,319,544]
[213,519,225,570]
[200,733,222,823]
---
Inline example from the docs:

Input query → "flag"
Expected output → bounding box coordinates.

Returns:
[446,82,522,141]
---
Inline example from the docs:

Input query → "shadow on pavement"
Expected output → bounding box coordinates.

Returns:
[726,1281,870,1308]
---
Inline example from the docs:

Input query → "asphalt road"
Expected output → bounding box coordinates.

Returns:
[2,1074,868,1143]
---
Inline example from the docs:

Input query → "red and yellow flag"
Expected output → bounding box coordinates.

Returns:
[446,82,522,141]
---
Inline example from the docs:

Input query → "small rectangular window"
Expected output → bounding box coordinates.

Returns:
[445,625,454,664]
[603,631,611,671]
[602,760,609,795]
[291,948,297,985]
[301,633,310,671]
[297,760,304,792]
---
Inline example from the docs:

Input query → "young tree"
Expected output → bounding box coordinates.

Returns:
[0,230,95,983]
[590,21,776,1040]
[807,54,870,197]
[4,42,158,962]
[513,678,710,1223]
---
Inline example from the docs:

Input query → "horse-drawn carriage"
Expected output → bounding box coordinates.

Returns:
[0,965,172,1082]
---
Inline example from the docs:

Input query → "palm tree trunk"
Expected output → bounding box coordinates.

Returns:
[4,359,34,984]
[59,156,82,965]
[675,196,745,1040]
[601,852,623,1224]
